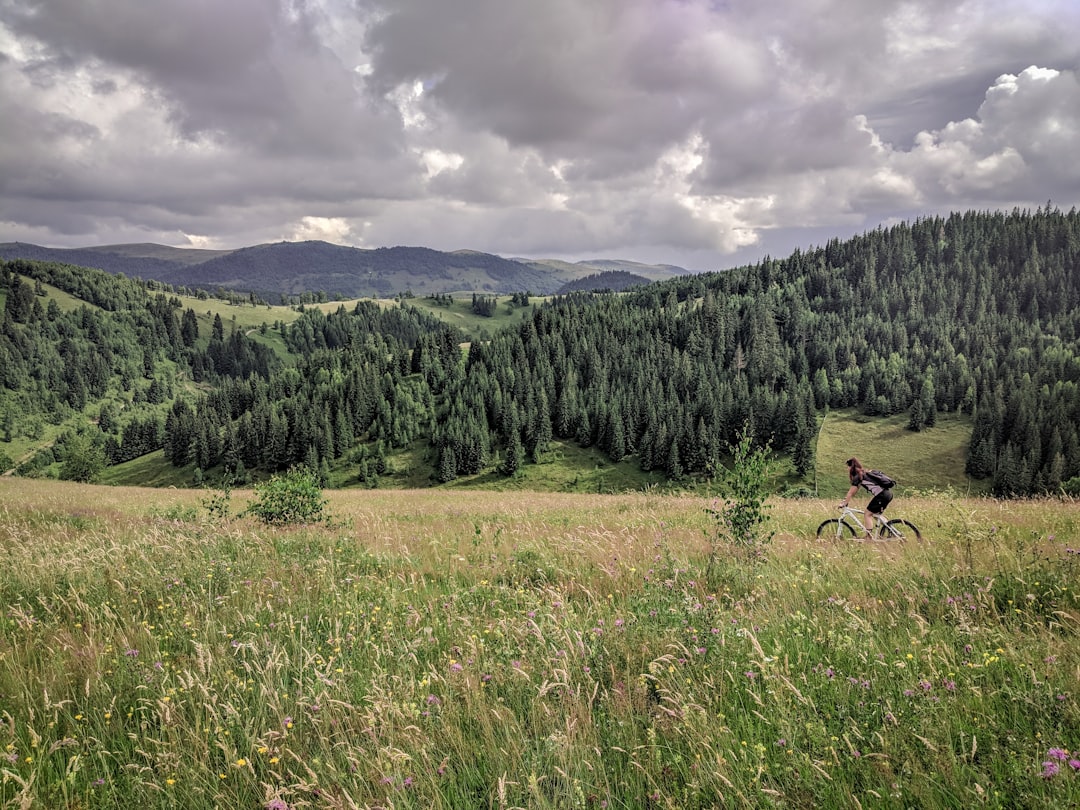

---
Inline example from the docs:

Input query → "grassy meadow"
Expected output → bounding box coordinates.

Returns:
[1,478,1078,809]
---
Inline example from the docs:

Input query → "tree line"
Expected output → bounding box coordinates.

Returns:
[3,206,1080,495]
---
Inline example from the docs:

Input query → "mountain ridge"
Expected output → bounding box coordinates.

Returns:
[0,240,689,299]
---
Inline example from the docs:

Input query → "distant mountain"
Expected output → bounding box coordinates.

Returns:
[0,240,690,299]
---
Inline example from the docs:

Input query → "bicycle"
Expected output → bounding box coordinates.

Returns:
[816,504,921,541]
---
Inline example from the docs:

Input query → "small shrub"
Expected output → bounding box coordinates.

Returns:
[245,467,329,526]
[706,425,775,571]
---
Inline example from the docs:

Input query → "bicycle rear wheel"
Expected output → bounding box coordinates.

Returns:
[879,519,921,541]
[816,519,858,539]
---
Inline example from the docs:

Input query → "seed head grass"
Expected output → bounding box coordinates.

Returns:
[0,478,1077,808]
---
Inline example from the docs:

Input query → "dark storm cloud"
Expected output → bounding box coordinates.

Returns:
[2,0,400,155]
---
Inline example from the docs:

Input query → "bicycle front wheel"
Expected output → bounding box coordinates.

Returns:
[816,519,857,540]
[879,519,921,541]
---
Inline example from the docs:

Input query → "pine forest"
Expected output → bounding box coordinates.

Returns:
[2,206,1079,497]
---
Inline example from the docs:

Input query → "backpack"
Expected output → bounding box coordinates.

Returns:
[864,469,896,489]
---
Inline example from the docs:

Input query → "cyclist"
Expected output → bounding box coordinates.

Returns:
[840,457,893,536]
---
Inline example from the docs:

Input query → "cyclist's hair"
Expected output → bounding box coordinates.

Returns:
[846,457,864,480]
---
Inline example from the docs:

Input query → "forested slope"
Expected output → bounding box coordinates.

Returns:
[434,206,1080,495]
[3,207,1079,495]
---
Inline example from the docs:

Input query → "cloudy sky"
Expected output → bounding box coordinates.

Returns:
[1,0,1079,270]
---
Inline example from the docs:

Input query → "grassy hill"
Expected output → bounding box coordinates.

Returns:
[814,409,991,498]
[0,477,1076,808]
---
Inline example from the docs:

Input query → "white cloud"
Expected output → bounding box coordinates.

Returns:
[286,216,356,244]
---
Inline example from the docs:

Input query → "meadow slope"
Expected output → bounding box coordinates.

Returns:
[0,479,1077,809]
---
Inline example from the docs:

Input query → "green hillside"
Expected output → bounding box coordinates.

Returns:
[4,207,1080,496]
[814,409,991,497]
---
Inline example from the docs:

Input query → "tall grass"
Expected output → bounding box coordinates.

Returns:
[0,478,1077,808]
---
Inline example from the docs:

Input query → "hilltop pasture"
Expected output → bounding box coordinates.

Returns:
[0,478,1077,809]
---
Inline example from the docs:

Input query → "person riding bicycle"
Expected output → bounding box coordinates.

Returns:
[840,457,894,536]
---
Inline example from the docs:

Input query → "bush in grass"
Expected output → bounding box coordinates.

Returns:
[706,425,775,571]
[245,466,328,526]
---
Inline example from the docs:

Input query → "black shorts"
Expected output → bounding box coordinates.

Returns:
[867,489,894,515]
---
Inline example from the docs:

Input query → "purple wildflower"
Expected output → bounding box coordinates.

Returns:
[1041,760,1060,779]
[266,801,289,810]
[1047,748,1069,761]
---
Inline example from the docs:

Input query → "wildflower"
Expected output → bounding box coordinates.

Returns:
[427,694,440,705]
[1069,759,1080,771]
[266,800,289,810]
[125,648,139,657]
[283,716,293,729]
[1041,760,1060,779]
[235,758,247,767]
[745,670,757,681]
[1047,748,1069,762]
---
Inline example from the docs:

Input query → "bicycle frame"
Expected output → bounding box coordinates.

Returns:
[816,504,919,541]
[838,505,898,537]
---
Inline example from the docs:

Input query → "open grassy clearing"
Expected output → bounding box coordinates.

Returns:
[815,408,990,498]
[0,478,1077,809]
